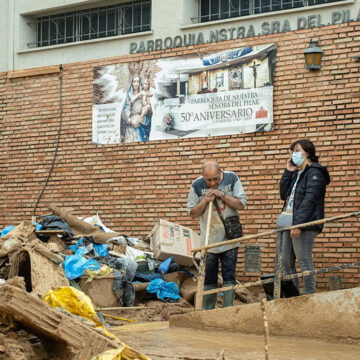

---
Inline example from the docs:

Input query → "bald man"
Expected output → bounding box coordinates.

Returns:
[187,161,246,310]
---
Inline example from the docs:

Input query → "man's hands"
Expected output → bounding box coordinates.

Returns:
[205,189,223,200]
[190,189,221,219]
[208,189,244,210]
[190,188,243,219]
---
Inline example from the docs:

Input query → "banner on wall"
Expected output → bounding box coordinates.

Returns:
[92,43,277,144]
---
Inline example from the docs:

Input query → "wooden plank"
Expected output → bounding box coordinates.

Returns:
[36,230,67,236]
[7,66,61,79]
[98,306,146,311]
[109,321,169,332]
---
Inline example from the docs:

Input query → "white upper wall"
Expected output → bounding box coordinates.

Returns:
[0,0,9,71]
[1,0,359,72]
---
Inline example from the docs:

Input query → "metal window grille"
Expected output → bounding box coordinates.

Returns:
[35,0,151,47]
[199,0,344,22]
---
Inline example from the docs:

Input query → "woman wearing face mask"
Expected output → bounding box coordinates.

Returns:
[278,139,330,294]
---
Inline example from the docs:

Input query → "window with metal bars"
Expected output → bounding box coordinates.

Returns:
[35,0,151,47]
[199,0,344,22]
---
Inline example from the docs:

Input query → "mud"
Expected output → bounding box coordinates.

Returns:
[170,287,360,344]
[114,326,360,360]
[6,276,26,291]
[101,299,194,326]
[0,325,67,360]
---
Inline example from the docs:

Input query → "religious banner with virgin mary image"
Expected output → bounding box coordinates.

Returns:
[92,43,277,144]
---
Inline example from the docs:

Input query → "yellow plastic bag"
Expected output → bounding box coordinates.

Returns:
[43,286,102,326]
[91,347,150,360]
[91,348,125,360]
[43,286,118,341]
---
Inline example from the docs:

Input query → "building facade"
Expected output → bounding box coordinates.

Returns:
[1,0,360,290]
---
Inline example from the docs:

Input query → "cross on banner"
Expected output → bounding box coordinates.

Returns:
[249,61,260,88]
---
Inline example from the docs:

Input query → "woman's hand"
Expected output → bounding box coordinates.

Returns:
[290,229,301,239]
[286,158,297,172]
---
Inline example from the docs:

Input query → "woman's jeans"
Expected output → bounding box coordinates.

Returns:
[281,230,317,295]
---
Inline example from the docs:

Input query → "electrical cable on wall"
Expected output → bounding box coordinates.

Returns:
[33,64,63,216]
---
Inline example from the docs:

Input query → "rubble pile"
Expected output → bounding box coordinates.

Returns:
[0,206,201,359]
[0,205,262,359]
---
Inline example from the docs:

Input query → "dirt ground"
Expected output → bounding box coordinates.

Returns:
[114,325,360,360]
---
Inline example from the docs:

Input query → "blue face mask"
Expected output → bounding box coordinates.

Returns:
[292,151,305,166]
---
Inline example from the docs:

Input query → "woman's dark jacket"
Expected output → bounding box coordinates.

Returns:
[280,163,330,233]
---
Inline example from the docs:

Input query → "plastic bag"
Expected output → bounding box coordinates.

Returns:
[81,213,114,233]
[91,348,125,360]
[69,237,109,257]
[35,223,43,230]
[91,346,151,360]
[158,257,173,275]
[146,278,180,302]
[94,243,109,257]
[43,287,118,342]
[84,265,114,283]
[0,225,15,237]
[43,286,102,326]
[63,247,100,280]
[126,246,153,262]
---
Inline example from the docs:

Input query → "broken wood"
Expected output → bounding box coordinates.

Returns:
[47,236,66,253]
[97,306,146,311]
[102,314,134,323]
[0,284,119,359]
[109,321,169,332]
[48,204,121,244]
[8,240,68,297]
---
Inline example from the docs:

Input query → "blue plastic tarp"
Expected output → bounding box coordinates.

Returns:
[146,278,180,302]
[1,223,42,238]
[1,226,15,237]
[68,238,109,257]
[63,247,100,280]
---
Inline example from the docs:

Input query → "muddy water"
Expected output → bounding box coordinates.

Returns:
[114,326,360,360]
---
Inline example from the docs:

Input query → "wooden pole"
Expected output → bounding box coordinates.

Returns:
[260,299,270,360]
[192,210,360,253]
[194,202,212,311]
[273,231,283,299]
[201,261,360,296]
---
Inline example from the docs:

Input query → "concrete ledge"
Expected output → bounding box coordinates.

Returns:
[170,287,360,343]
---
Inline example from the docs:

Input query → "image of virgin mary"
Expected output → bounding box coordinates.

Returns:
[121,75,152,143]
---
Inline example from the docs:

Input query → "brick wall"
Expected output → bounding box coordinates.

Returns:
[1,22,359,291]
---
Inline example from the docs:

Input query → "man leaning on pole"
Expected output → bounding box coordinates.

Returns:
[187,161,246,310]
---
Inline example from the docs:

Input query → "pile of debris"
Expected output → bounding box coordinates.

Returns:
[0,205,200,359]
[0,204,262,359]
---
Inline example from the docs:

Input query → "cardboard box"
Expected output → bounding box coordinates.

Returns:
[147,219,200,266]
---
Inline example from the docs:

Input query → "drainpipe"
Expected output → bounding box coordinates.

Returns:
[7,0,15,72]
